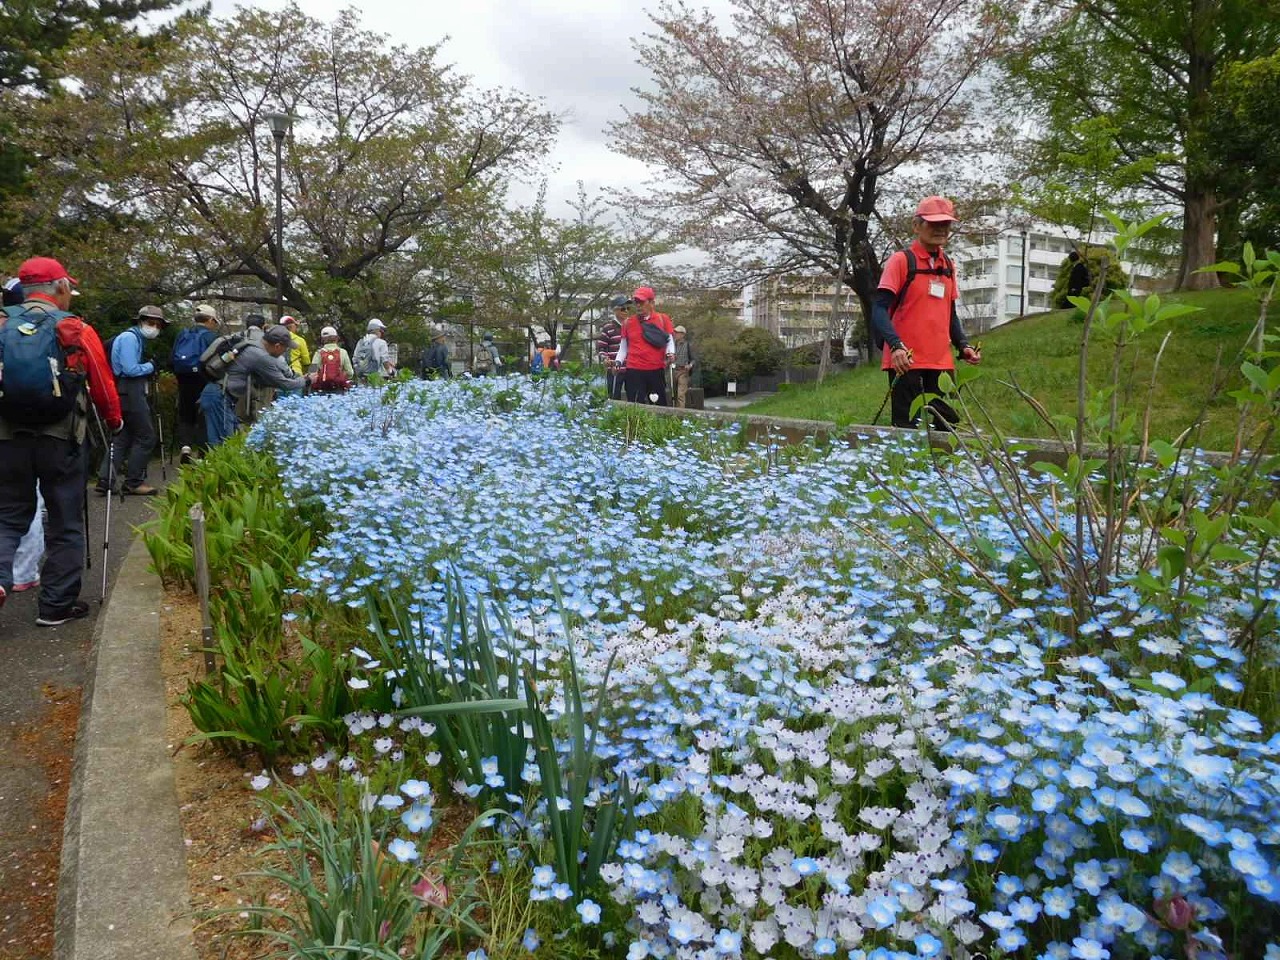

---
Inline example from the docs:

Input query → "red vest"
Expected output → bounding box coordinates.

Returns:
[621,312,673,371]
[878,241,957,371]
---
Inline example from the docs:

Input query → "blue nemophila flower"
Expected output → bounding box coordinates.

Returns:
[576,899,602,924]
[386,838,418,862]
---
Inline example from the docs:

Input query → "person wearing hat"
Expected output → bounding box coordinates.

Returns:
[1,276,24,307]
[98,304,167,496]
[419,329,451,380]
[671,324,695,409]
[871,196,981,430]
[172,304,222,462]
[223,324,312,423]
[472,331,501,376]
[279,315,311,376]
[0,256,122,625]
[614,285,676,405]
[352,318,394,380]
[598,296,631,399]
[309,325,354,392]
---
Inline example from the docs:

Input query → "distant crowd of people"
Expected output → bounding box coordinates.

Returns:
[1,194,982,625]
[594,286,694,408]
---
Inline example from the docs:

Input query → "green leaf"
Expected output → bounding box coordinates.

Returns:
[1241,361,1271,394]
[395,698,526,718]
[1197,261,1243,276]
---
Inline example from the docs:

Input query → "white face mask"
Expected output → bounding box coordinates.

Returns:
[139,324,161,340]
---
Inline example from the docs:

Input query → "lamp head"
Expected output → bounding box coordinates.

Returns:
[264,109,293,139]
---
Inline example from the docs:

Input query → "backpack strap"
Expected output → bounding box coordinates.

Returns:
[889,249,954,317]
[889,249,917,318]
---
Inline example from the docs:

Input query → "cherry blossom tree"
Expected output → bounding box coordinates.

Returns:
[614,0,1012,361]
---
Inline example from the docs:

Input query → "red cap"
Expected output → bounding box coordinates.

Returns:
[17,256,78,285]
[915,196,958,223]
[633,286,656,302]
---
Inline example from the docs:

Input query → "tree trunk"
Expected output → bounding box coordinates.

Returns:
[1175,181,1220,290]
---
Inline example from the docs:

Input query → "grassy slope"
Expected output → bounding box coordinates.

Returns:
[746,287,1268,451]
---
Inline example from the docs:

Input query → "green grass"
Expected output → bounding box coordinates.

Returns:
[746,287,1268,450]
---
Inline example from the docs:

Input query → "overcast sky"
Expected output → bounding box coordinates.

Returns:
[207,0,726,214]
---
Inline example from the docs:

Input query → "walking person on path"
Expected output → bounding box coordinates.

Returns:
[280,315,311,375]
[419,330,451,379]
[308,326,354,393]
[472,332,501,376]
[598,296,629,399]
[223,325,312,423]
[870,196,981,430]
[98,304,166,496]
[353,318,395,380]
[171,303,220,464]
[0,256,122,624]
[614,285,675,405]
[671,325,695,408]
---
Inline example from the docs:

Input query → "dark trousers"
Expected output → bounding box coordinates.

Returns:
[889,369,960,430]
[606,370,624,400]
[175,374,205,449]
[0,435,86,614]
[100,396,155,488]
[624,367,668,406]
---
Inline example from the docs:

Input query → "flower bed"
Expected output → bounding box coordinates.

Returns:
[166,373,1280,960]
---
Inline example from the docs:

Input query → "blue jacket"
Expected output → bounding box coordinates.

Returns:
[111,326,154,380]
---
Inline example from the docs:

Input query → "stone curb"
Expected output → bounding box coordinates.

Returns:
[615,400,1241,467]
[55,534,196,960]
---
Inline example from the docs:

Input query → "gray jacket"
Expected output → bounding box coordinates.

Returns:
[224,342,306,398]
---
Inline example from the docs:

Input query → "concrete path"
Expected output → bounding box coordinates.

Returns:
[55,535,195,960]
[0,484,158,959]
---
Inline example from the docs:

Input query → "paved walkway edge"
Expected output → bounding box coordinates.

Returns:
[55,534,196,960]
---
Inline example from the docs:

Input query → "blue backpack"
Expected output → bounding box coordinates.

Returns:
[171,326,208,375]
[530,351,544,374]
[0,304,83,425]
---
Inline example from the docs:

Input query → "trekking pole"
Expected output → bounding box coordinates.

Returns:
[153,384,168,482]
[872,347,912,427]
[89,405,113,602]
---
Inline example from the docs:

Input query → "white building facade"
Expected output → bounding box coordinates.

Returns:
[948,222,1082,333]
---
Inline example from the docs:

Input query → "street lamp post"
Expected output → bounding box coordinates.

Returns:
[1019,228,1029,320]
[264,109,293,320]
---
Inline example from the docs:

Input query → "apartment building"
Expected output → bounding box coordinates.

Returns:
[948,224,1083,333]
[746,273,862,351]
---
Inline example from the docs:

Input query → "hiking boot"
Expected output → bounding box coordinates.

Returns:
[123,483,158,496]
[179,445,193,465]
[94,481,115,496]
[36,600,91,627]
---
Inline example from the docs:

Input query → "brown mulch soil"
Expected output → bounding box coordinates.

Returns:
[0,684,78,960]
[161,590,283,960]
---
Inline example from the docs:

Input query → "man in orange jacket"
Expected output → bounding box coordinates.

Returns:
[871,196,981,429]
[0,257,122,624]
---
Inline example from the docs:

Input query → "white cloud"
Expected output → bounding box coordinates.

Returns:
[205,0,712,213]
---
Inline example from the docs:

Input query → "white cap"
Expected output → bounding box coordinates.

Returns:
[194,304,219,320]
[320,325,338,338]
[367,318,387,331]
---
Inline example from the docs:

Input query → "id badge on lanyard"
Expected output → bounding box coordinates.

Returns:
[929,281,946,299]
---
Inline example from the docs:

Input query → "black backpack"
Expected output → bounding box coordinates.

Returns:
[876,249,955,349]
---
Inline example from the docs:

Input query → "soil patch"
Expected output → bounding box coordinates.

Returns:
[160,591,281,960]
[0,684,78,960]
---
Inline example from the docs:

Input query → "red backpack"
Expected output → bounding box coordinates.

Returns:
[312,346,351,393]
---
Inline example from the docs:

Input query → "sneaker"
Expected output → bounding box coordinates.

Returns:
[0,585,6,610]
[123,484,158,496]
[12,579,39,592]
[36,600,91,627]
[179,446,193,466]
